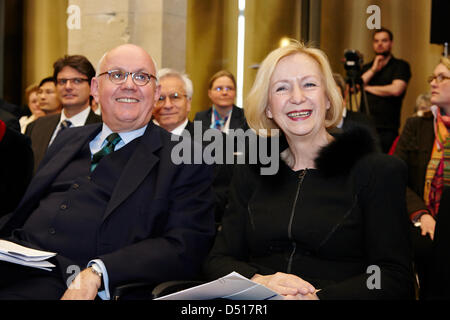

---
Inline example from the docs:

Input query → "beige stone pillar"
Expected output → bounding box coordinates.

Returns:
[67,0,186,72]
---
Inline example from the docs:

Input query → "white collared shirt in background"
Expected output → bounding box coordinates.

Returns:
[48,107,92,146]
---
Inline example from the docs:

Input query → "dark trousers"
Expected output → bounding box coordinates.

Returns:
[376,128,398,154]
[0,261,66,300]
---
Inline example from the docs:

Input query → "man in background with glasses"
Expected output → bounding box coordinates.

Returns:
[0,44,215,300]
[153,68,233,228]
[152,68,192,135]
[26,55,101,173]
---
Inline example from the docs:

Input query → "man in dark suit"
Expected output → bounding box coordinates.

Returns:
[152,68,232,226]
[0,106,20,132]
[26,55,102,173]
[0,44,215,300]
[0,98,21,119]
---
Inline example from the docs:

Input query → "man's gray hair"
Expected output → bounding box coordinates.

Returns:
[157,68,193,99]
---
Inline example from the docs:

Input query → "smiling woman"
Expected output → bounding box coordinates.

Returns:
[203,41,415,300]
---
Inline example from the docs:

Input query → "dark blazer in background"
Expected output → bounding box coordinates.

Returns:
[184,120,234,225]
[394,115,434,217]
[0,122,215,294]
[0,108,20,132]
[194,105,248,131]
[0,122,33,217]
[25,109,102,173]
[0,99,21,119]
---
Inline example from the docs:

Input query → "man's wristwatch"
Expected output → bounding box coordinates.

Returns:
[90,265,103,279]
[89,264,105,291]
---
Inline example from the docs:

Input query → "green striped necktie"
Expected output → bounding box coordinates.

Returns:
[90,133,122,172]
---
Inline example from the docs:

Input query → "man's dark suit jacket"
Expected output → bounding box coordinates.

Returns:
[0,121,33,217]
[194,105,248,131]
[0,99,21,118]
[184,121,233,224]
[25,109,102,173]
[0,108,20,132]
[0,122,216,292]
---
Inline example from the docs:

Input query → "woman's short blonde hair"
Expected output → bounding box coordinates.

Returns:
[245,41,343,136]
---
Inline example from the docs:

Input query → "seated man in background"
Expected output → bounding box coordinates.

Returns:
[0,44,215,300]
[26,56,102,173]
[0,98,21,119]
[152,68,194,135]
[34,77,62,117]
[152,68,232,226]
[0,103,20,132]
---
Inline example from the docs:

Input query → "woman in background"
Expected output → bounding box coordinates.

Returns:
[19,84,45,133]
[394,57,450,299]
[194,70,247,133]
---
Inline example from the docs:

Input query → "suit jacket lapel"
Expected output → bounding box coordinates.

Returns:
[103,122,163,221]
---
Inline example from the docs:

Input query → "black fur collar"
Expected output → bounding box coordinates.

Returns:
[315,125,379,177]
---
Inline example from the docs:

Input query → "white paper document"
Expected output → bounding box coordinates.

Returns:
[155,272,283,300]
[0,239,57,271]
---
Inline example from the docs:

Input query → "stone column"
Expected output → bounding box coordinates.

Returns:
[67,0,186,72]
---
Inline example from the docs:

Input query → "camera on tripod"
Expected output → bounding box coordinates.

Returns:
[343,49,363,85]
[342,49,370,114]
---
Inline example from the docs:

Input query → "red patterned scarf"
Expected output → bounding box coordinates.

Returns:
[424,106,450,216]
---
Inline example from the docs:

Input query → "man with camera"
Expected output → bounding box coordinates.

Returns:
[360,27,411,153]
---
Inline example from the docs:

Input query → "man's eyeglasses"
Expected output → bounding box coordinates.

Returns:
[427,74,450,84]
[57,78,89,86]
[97,70,157,86]
[212,86,235,92]
[157,92,187,105]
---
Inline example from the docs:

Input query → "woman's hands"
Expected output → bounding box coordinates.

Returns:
[419,214,436,240]
[251,272,319,300]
